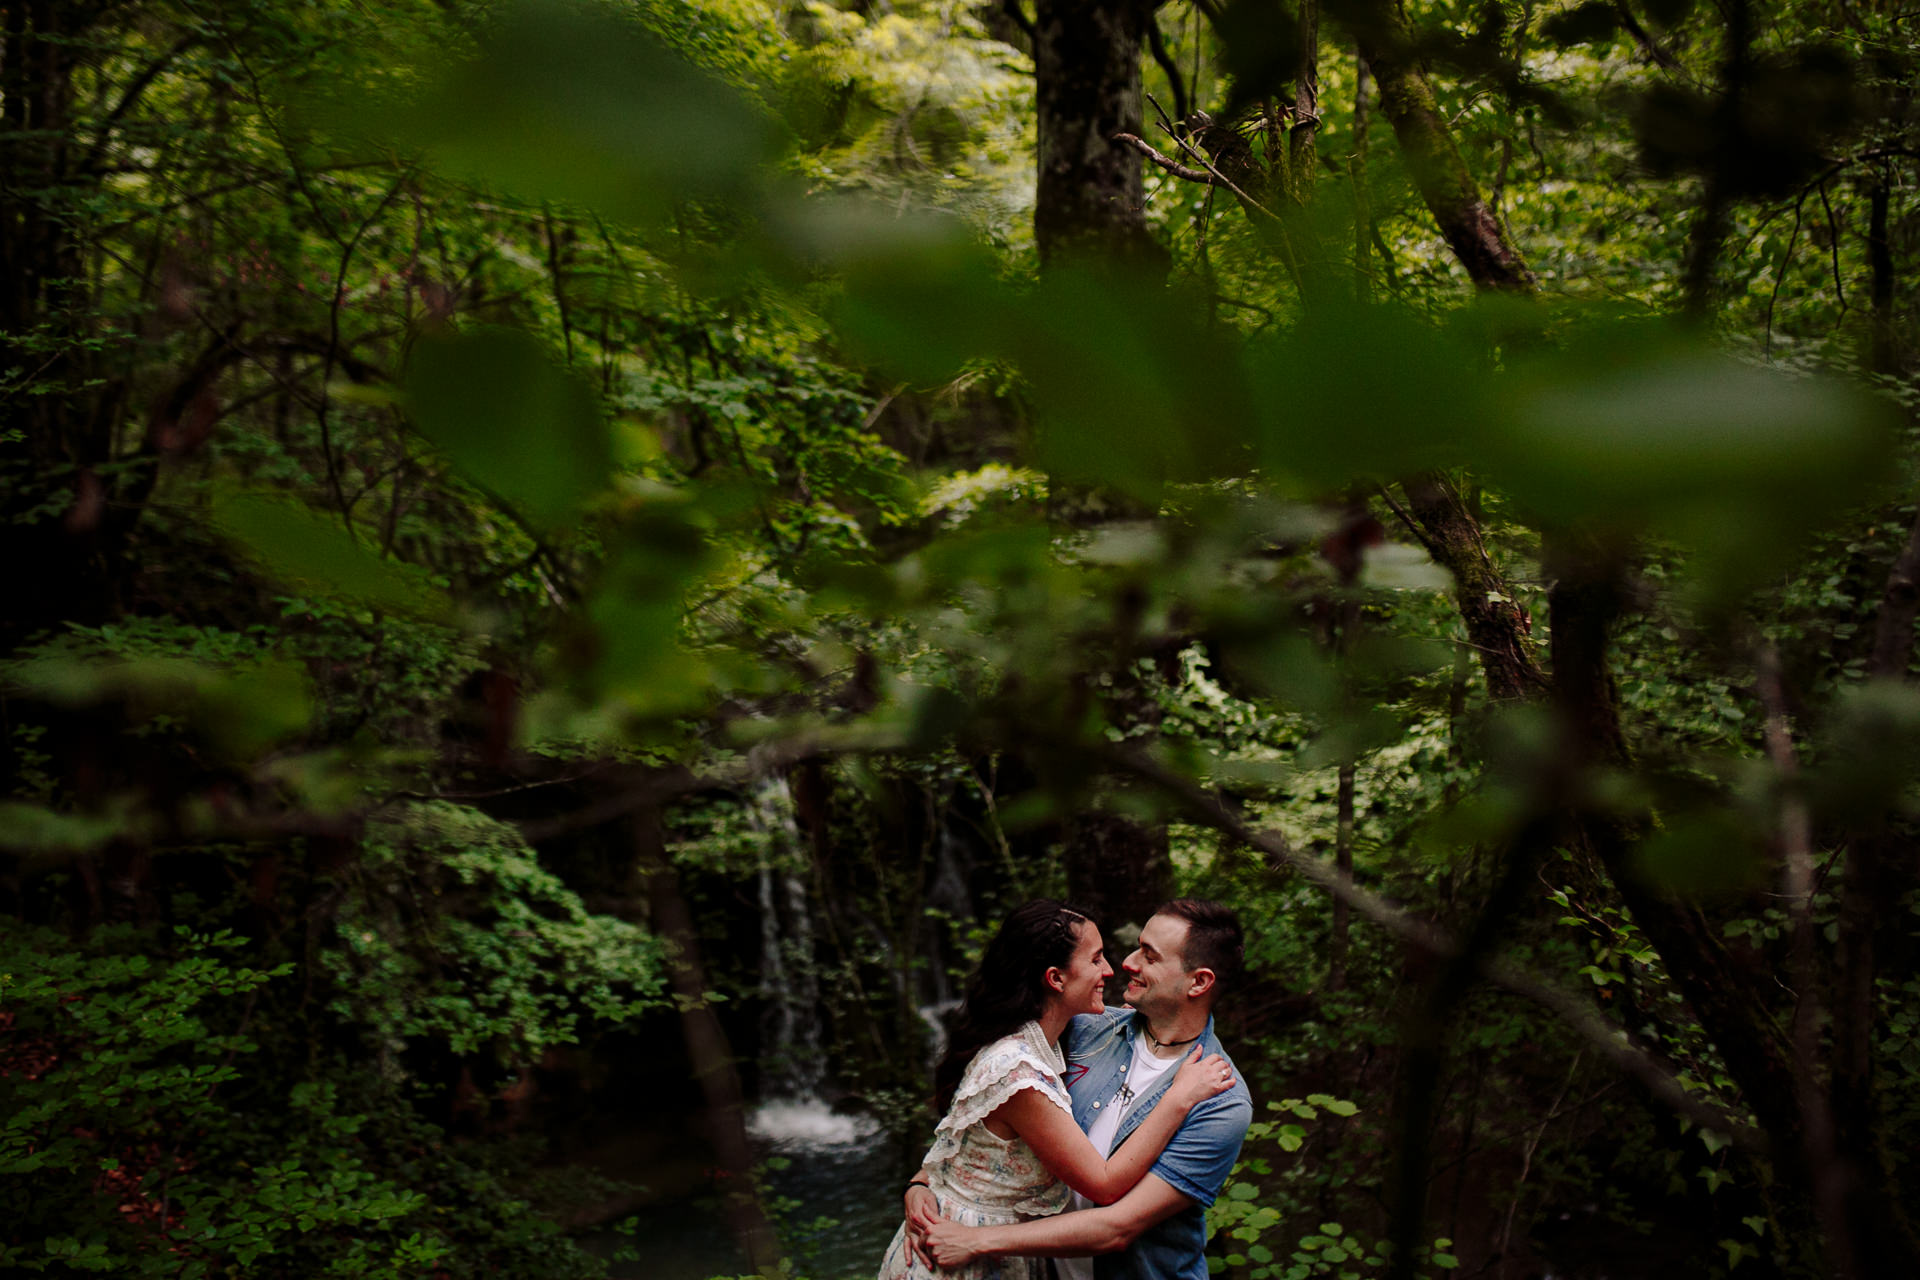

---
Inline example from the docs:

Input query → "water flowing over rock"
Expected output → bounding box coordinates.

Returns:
[750,775,824,1102]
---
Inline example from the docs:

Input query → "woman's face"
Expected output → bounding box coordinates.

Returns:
[1054,920,1114,1015]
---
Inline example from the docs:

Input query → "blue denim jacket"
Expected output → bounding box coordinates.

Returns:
[1062,1007,1253,1280]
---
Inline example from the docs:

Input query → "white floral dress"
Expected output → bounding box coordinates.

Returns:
[877,1021,1074,1280]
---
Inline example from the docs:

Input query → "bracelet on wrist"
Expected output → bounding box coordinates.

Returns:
[905,1178,931,1196]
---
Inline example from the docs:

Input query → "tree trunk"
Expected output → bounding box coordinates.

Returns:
[1347,0,1535,293]
[1031,0,1165,270]
[1329,760,1354,991]
[1867,167,1898,376]
[1288,0,1320,204]
[1398,475,1545,701]
[1029,0,1173,957]
[0,0,125,646]
[1544,539,1830,1264]
[1063,807,1175,991]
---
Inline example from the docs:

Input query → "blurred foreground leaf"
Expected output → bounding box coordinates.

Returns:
[7,651,314,766]
[346,0,779,223]
[1629,810,1769,900]
[0,800,148,854]
[1497,335,1896,598]
[576,508,717,717]
[214,493,447,617]
[405,328,613,528]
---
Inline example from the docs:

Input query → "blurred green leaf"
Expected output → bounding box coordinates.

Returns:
[834,231,1014,384]
[199,662,316,762]
[348,0,778,222]
[578,510,715,716]
[1808,680,1920,820]
[6,652,202,708]
[1501,344,1891,517]
[1629,810,1769,900]
[1495,333,1895,599]
[1244,301,1491,492]
[213,493,445,616]
[1023,269,1255,502]
[0,801,145,854]
[405,328,612,527]
[4,650,312,765]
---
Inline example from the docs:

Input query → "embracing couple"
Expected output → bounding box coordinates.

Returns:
[877,898,1253,1280]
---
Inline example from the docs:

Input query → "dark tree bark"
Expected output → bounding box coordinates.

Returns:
[1027,0,1175,949]
[1288,0,1320,204]
[1867,167,1898,376]
[1031,0,1167,270]
[1543,538,1834,1264]
[1,0,118,644]
[1329,760,1354,991]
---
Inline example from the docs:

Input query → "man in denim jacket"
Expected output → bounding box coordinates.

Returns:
[911,898,1254,1280]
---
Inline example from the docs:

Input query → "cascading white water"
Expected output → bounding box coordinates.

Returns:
[743,775,877,1149]
[749,775,824,1101]
[914,998,962,1072]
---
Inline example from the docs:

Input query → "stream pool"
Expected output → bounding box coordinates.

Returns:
[595,1099,910,1280]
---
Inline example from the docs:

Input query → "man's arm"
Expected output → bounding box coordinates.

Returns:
[921,1175,1191,1266]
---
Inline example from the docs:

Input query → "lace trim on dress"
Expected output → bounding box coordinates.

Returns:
[924,1029,1074,1166]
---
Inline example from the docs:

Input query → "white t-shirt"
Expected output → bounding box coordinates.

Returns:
[1055,1038,1187,1280]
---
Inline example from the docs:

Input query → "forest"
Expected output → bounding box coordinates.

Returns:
[3,0,1919,1276]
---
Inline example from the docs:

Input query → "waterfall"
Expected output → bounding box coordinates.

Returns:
[749,775,823,1101]
[744,776,875,1149]
[910,825,971,1069]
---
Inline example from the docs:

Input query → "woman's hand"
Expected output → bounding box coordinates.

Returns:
[922,1219,986,1269]
[1166,1046,1235,1111]
[903,1184,941,1268]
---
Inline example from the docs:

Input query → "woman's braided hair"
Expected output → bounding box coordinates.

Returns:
[932,899,1091,1113]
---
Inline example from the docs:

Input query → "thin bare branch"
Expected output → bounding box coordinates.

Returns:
[1144,93,1283,222]
[1112,132,1216,183]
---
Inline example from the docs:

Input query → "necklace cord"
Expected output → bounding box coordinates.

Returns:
[1141,1024,1202,1051]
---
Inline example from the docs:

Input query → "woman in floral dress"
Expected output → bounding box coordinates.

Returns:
[876,900,1234,1280]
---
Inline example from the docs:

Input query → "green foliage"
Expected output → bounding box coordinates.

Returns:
[10,0,1920,1275]
[2,925,470,1277]
[327,802,669,1062]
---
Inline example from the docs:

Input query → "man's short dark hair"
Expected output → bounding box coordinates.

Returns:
[1156,898,1243,995]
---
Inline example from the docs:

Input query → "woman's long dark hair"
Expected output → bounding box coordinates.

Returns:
[932,899,1091,1113]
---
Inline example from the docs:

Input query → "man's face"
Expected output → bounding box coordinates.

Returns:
[1120,913,1195,1016]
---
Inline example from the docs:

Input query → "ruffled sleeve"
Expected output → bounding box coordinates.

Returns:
[923,1034,1074,1167]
